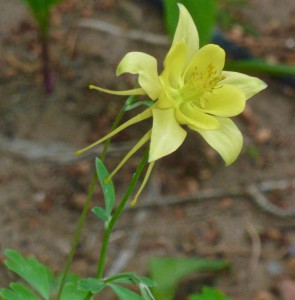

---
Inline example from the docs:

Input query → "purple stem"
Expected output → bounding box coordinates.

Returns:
[40,36,54,95]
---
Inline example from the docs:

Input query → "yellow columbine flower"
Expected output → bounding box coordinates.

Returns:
[77,4,267,204]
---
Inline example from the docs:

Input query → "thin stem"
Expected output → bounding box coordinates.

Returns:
[40,36,54,95]
[84,150,149,300]
[97,149,149,278]
[57,96,136,299]
[56,174,97,300]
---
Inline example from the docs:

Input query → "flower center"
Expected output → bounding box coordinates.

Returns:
[179,64,221,108]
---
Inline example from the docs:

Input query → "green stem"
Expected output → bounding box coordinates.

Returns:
[97,149,149,277]
[56,174,97,300]
[84,149,149,300]
[57,96,136,299]
[226,58,295,77]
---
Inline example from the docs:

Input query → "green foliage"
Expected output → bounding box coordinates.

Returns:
[162,0,217,46]
[1,249,54,300]
[189,287,232,300]
[19,0,63,36]
[0,250,89,300]
[105,272,156,287]
[1,283,40,300]
[0,249,155,300]
[109,284,142,300]
[226,59,295,77]
[93,157,115,223]
[77,273,155,300]
[149,257,230,300]
[58,281,89,300]
[78,278,106,293]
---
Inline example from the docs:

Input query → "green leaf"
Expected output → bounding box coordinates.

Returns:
[0,283,40,300]
[137,277,156,288]
[149,258,230,300]
[19,0,64,36]
[226,58,295,77]
[108,284,142,300]
[60,283,89,300]
[3,250,54,300]
[52,273,89,300]
[139,283,155,300]
[105,273,156,287]
[105,272,138,284]
[91,207,110,222]
[162,0,217,46]
[189,287,232,300]
[95,157,115,215]
[78,278,106,293]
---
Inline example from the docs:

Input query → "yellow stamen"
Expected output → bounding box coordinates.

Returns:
[75,109,152,155]
[130,161,155,206]
[105,130,152,183]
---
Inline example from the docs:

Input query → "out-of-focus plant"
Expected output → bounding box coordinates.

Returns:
[20,0,64,94]
[162,0,295,82]
[162,0,217,47]
[189,287,232,300]
[149,257,230,300]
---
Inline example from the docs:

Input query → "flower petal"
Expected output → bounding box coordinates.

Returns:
[184,44,225,82]
[191,118,243,166]
[76,109,152,155]
[116,52,162,100]
[131,161,155,206]
[201,84,246,117]
[89,85,146,96]
[107,131,151,181]
[149,108,187,162]
[172,4,199,63]
[177,102,220,130]
[220,71,267,100]
[161,42,187,88]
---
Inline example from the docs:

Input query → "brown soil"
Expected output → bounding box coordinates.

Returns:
[1,0,295,299]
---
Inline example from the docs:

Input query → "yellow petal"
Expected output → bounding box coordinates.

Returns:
[116,52,162,100]
[89,85,146,96]
[130,161,155,206]
[201,84,246,117]
[191,118,243,166]
[75,109,152,155]
[149,108,187,162]
[220,71,267,100]
[106,131,151,182]
[177,102,219,130]
[172,4,199,63]
[161,42,187,88]
[184,44,225,82]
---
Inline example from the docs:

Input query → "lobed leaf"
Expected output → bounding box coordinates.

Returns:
[78,278,106,293]
[59,283,89,300]
[0,283,40,300]
[3,250,54,300]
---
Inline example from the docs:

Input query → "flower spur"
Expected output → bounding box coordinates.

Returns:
[76,4,267,204]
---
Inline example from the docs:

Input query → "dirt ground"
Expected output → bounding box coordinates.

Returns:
[1,0,295,299]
